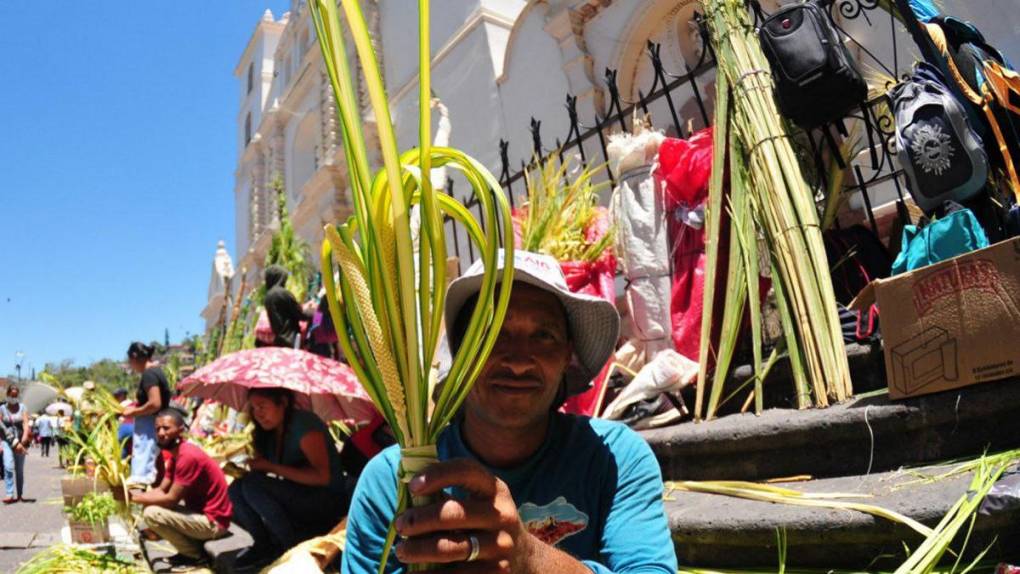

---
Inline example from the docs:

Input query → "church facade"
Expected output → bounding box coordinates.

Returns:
[202,0,1019,330]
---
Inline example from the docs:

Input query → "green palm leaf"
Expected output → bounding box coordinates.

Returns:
[309,1,514,570]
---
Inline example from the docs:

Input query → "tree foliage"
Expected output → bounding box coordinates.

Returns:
[265,175,313,302]
[41,358,134,393]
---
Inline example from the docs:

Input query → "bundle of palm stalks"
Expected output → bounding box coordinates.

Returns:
[697,0,852,420]
[309,0,513,570]
[193,428,252,463]
[516,155,613,263]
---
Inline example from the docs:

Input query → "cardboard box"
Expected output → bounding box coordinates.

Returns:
[61,477,110,508]
[68,519,110,545]
[853,237,1020,399]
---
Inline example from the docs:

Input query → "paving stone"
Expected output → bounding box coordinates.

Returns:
[29,532,59,548]
[0,533,35,549]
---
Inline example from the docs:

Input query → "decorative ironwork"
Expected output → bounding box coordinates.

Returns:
[529,117,543,157]
[438,0,938,273]
[832,0,882,22]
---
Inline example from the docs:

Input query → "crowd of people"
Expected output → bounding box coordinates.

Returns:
[1,252,676,573]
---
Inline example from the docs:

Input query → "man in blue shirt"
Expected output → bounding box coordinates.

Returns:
[343,251,677,573]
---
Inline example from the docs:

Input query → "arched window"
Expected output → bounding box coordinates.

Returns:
[247,62,254,94]
[244,112,252,146]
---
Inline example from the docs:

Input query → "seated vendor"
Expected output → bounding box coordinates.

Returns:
[229,387,350,571]
[342,251,678,573]
[131,408,231,572]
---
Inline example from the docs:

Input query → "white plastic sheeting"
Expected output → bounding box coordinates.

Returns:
[608,127,673,372]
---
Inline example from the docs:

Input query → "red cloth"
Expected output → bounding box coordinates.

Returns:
[159,441,233,530]
[560,255,617,416]
[350,411,386,459]
[655,129,714,362]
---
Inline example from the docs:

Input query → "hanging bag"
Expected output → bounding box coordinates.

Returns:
[926,22,1020,204]
[0,407,20,449]
[758,0,868,128]
[891,205,990,275]
[890,63,989,213]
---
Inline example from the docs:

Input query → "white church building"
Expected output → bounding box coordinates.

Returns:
[201,0,1020,330]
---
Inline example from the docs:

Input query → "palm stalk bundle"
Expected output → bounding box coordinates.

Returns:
[309,0,513,571]
[697,0,852,420]
[516,155,613,263]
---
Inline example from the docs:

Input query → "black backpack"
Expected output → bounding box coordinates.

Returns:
[890,63,990,213]
[758,1,868,129]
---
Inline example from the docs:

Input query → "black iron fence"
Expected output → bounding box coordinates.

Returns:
[442,0,935,274]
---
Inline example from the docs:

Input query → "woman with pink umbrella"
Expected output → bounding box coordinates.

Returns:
[177,347,376,571]
[228,387,350,571]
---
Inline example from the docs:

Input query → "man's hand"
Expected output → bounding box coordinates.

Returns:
[394,459,526,572]
[394,459,592,574]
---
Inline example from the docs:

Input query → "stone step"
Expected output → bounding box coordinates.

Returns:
[204,524,253,574]
[141,523,252,574]
[720,343,887,415]
[668,463,1020,569]
[642,377,1020,482]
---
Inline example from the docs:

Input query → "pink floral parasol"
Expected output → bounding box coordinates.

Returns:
[177,347,376,426]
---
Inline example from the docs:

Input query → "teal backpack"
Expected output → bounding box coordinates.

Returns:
[891,206,990,275]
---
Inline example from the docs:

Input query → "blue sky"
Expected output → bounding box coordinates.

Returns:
[0,1,289,376]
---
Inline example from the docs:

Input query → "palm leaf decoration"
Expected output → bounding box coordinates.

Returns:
[309,0,514,570]
[517,154,613,263]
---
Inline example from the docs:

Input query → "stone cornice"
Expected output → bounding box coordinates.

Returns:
[235,18,286,77]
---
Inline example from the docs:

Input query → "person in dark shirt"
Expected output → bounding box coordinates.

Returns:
[122,342,171,485]
[260,265,312,349]
[132,409,231,572]
[229,387,349,571]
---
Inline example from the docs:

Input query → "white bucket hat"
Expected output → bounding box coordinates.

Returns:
[445,250,620,395]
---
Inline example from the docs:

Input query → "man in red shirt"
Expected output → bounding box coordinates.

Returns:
[132,408,232,571]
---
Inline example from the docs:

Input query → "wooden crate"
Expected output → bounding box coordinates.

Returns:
[68,519,110,545]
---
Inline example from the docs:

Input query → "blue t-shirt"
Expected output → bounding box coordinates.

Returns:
[342,414,677,574]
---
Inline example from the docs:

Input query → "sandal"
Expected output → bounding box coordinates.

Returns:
[2,497,16,504]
